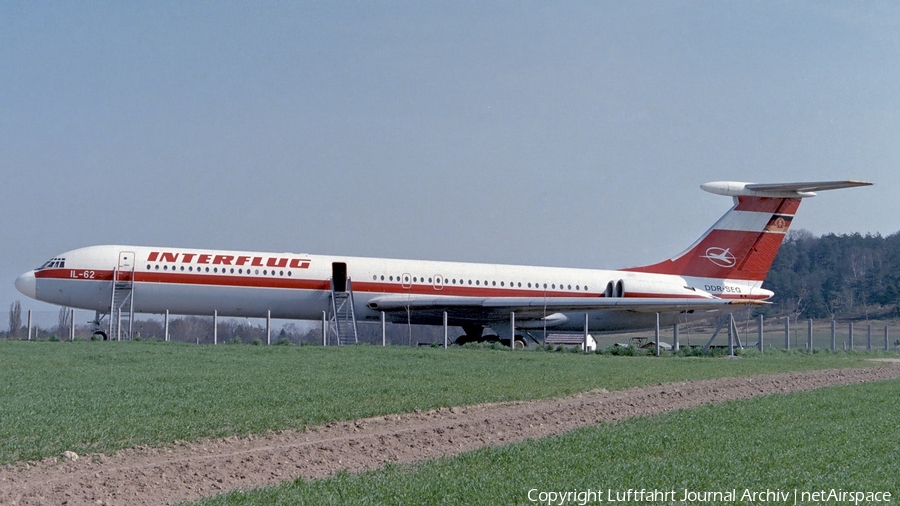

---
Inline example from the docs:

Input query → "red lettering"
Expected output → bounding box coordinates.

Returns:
[181,253,196,263]
[266,257,288,268]
[197,254,211,264]
[161,252,178,263]
[148,251,159,262]
[251,257,263,266]
[289,258,311,269]
[235,256,251,266]
[213,255,234,265]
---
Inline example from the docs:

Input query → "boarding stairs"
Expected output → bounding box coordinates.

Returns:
[108,252,136,340]
[328,277,359,345]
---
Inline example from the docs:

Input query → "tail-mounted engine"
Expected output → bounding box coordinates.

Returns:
[605,278,713,299]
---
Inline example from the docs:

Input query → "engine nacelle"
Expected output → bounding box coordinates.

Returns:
[606,278,714,299]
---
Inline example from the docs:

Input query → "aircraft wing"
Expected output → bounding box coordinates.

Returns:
[366,295,767,322]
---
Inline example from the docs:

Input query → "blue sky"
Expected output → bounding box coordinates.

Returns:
[2,1,898,316]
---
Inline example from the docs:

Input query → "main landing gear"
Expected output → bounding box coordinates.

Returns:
[455,325,526,348]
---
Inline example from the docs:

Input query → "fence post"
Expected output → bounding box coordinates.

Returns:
[584,313,591,354]
[322,311,327,346]
[673,323,680,352]
[27,310,32,340]
[727,314,734,357]
[164,310,169,342]
[784,317,790,350]
[756,315,763,351]
[510,311,516,351]
[444,311,449,350]
[266,310,271,345]
[849,322,854,350]
[213,310,218,345]
[70,309,75,341]
[867,324,872,351]
[652,313,659,357]
[381,311,386,346]
[807,319,812,351]
[885,326,889,351]
[831,319,836,351]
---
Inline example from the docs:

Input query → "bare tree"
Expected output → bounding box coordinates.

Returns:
[825,294,845,319]
[9,301,22,338]
[57,307,72,338]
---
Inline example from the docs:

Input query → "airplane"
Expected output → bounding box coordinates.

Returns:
[14,180,870,346]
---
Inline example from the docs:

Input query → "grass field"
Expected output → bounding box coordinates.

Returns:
[193,379,900,505]
[0,340,890,465]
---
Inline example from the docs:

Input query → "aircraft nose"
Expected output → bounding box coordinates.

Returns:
[15,271,37,299]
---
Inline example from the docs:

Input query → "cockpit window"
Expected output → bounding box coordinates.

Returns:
[36,257,65,270]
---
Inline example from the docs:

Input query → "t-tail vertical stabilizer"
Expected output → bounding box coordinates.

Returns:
[623,180,872,282]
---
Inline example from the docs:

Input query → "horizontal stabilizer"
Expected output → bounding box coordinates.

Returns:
[702,180,872,198]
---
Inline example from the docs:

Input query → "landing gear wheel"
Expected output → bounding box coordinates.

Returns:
[92,331,109,341]
[501,338,527,349]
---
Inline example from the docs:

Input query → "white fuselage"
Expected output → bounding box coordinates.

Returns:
[17,244,766,334]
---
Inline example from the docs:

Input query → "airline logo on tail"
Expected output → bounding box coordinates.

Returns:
[702,247,736,268]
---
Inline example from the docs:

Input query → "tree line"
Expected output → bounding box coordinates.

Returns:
[762,229,900,319]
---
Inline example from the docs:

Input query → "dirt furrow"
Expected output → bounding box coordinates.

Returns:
[2,363,898,506]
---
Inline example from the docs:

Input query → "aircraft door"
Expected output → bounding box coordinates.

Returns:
[117,251,135,281]
[332,262,348,292]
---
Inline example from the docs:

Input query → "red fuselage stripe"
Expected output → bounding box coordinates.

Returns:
[33,269,740,299]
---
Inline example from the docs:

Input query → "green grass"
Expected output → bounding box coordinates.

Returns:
[0,340,890,465]
[193,380,900,505]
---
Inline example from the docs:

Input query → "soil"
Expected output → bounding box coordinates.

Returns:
[2,362,899,506]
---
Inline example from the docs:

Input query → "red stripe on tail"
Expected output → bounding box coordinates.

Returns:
[623,197,800,281]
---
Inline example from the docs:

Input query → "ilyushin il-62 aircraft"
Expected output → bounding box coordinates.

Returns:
[15,180,870,346]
